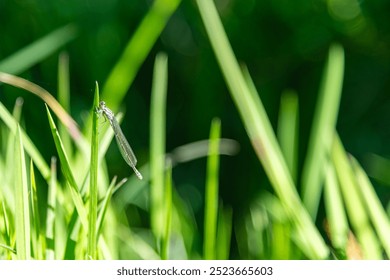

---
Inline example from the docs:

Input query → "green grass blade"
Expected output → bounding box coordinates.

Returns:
[0,73,83,143]
[57,52,73,157]
[323,161,348,256]
[277,90,299,183]
[301,44,345,219]
[161,160,173,260]
[101,0,181,111]
[0,24,77,74]
[196,0,328,259]
[30,160,45,260]
[150,53,168,243]
[203,118,221,260]
[45,105,88,230]
[351,157,390,258]
[96,177,124,239]
[14,125,31,259]
[87,82,100,260]
[45,157,57,260]
[332,134,381,259]
[1,199,14,259]
[0,102,50,180]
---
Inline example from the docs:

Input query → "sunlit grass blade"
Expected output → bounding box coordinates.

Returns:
[323,161,348,257]
[45,157,57,260]
[301,44,345,219]
[196,0,328,259]
[350,156,390,258]
[30,160,44,260]
[0,102,50,180]
[331,134,381,259]
[0,24,77,75]
[87,82,100,260]
[204,118,221,260]
[45,105,88,230]
[150,53,168,243]
[277,90,299,183]
[161,160,173,260]
[101,0,181,111]
[14,125,31,260]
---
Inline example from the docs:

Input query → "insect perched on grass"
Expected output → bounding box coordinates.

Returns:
[96,101,143,180]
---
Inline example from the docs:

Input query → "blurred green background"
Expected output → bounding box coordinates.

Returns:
[1,0,390,258]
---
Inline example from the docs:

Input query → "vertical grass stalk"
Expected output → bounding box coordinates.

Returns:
[14,125,31,259]
[204,118,221,260]
[161,160,173,260]
[301,44,344,219]
[150,53,168,245]
[45,157,57,259]
[87,82,100,259]
[277,90,299,183]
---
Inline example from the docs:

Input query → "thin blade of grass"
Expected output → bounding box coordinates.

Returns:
[332,134,381,259]
[323,161,348,257]
[14,125,31,259]
[45,105,88,230]
[1,200,14,259]
[196,0,328,259]
[101,0,181,111]
[203,118,221,260]
[0,24,77,75]
[57,52,73,157]
[0,72,83,143]
[277,90,299,183]
[45,157,57,260]
[301,44,345,219]
[161,160,173,260]
[350,156,390,258]
[30,160,45,260]
[150,53,168,243]
[87,82,100,260]
[0,102,50,180]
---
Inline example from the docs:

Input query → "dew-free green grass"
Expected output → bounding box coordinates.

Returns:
[1,0,390,260]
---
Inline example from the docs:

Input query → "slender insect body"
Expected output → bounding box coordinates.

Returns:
[97,101,143,180]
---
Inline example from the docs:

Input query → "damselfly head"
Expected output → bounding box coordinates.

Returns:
[99,101,106,108]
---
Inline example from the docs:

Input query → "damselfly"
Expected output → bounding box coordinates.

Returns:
[96,101,143,180]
